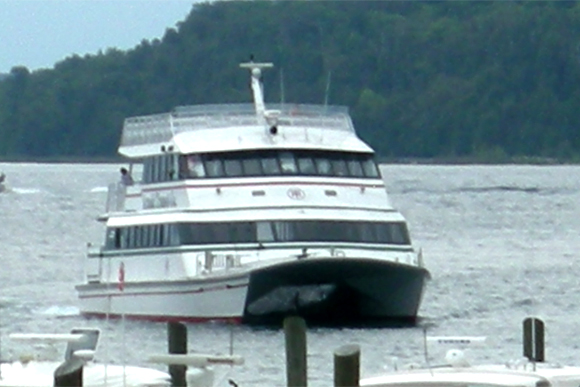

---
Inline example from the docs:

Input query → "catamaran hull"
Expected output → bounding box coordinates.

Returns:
[243,258,429,326]
[77,258,428,326]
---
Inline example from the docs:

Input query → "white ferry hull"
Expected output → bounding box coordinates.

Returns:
[77,273,250,323]
[77,258,428,326]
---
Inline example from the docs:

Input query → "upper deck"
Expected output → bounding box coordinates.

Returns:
[119,103,371,158]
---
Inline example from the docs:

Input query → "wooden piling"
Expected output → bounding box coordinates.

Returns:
[53,357,84,387]
[284,316,307,387]
[168,321,188,387]
[523,317,545,362]
[334,344,360,387]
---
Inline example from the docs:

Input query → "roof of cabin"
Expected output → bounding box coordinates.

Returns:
[118,104,374,158]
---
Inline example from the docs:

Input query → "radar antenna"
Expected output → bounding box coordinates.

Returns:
[239,60,273,118]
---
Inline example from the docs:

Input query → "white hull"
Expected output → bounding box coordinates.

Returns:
[77,273,250,322]
[77,256,429,325]
[0,362,170,387]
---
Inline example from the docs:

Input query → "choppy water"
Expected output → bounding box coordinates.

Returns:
[1,162,580,386]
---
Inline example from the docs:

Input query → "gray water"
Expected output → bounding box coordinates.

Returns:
[1,162,580,386]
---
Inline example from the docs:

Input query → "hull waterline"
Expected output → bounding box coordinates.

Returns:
[77,258,428,327]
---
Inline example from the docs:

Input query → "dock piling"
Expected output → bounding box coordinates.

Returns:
[168,321,188,387]
[53,357,84,387]
[284,316,308,387]
[523,317,545,363]
[333,344,360,387]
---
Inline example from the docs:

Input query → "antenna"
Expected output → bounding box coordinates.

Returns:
[280,68,285,105]
[323,71,332,109]
[422,327,433,376]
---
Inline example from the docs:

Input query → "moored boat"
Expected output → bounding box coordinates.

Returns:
[0,328,170,387]
[361,317,580,387]
[75,61,430,326]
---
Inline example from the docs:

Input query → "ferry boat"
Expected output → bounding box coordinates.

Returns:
[75,61,430,326]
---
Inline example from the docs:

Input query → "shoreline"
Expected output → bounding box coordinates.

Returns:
[0,155,574,165]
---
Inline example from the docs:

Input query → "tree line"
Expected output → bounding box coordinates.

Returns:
[1,1,580,162]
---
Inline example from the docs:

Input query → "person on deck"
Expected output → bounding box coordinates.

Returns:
[120,167,134,186]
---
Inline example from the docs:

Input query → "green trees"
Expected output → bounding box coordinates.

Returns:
[1,1,579,161]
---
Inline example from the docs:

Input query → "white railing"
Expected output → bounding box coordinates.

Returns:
[105,182,126,213]
[119,103,354,148]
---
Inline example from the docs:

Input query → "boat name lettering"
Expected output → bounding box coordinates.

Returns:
[287,188,306,200]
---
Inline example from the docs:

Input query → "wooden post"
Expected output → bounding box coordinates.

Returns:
[168,322,188,387]
[334,344,360,387]
[523,317,545,362]
[284,316,307,387]
[54,357,84,387]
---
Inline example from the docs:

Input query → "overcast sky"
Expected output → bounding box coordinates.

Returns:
[0,0,197,74]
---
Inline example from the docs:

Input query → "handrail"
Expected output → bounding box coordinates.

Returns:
[119,103,354,148]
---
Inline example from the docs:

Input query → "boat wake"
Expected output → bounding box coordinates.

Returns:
[37,305,80,317]
[89,186,108,193]
[9,187,43,194]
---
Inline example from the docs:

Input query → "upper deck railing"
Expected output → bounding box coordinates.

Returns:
[119,103,354,148]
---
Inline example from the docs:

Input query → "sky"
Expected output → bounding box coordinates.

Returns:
[0,0,198,74]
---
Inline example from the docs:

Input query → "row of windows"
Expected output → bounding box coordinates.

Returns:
[104,220,411,250]
[141,150,380,184]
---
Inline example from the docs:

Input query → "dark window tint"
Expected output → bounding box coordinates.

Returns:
[242,157,262,176]
[205,157,224,177]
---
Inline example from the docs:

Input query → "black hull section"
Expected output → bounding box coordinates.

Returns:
[242,258,429,327]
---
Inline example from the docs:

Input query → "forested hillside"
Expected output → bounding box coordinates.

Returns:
[1,1,580,161]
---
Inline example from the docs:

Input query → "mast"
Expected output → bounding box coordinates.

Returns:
[239,61,273,119]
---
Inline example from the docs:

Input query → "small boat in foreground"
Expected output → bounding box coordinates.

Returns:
[76,60,430,326]
[361,317,580,387]
[0,328,170,387]
[0,327,242,387]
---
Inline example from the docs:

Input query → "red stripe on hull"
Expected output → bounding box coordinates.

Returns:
[77,282,248,299]
[81,312,243,325]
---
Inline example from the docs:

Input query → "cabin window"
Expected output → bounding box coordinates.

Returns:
[204,156,225,178]
[361,159,380,177]
[272,221,295,241]
[242,157,262,176]
[142,158,152,183]
[102,220,410,251]
[105,228,119,249]
[224,159,243,177]
[154,156,163,182]
[331,158,349,177]
[314,157,332,175]
[347,158,364,177]
[180,154,205,178]
[256,222,275,242]
[296,156,316,175]
[168,154,179,181]
[279,152,298,174]
[261,156,281,175]
[142,150,381,184]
